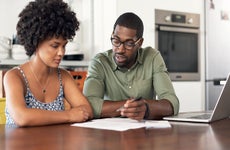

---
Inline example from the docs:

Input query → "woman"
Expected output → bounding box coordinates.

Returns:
[3,0,93,127]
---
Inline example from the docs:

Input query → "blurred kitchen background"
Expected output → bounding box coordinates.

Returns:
[1,0,230,113]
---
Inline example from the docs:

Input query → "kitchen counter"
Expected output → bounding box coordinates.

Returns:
[0,59,89,69]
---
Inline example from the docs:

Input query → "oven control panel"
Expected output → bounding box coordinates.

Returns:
[155,9,200,28]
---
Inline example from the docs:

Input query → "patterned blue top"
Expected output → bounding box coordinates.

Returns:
[5,67,65,125]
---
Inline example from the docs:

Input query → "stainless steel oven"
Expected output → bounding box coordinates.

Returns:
[155,9,200,81]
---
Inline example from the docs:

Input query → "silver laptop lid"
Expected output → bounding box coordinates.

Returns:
[210,73,230,122]
[163,73,230,123]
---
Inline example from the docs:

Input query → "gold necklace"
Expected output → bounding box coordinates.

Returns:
[29,62,51,94]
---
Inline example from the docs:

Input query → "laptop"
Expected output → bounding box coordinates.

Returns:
[163,74,230,123]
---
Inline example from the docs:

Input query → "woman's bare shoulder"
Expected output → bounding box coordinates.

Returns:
[4,67,20,79]
[3,67,25,89]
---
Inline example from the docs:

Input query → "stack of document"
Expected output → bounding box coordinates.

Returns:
[71,118,171,131]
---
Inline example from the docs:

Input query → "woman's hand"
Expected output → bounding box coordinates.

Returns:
[67,105,91,123]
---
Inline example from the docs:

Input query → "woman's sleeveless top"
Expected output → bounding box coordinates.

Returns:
[5,67,65,125]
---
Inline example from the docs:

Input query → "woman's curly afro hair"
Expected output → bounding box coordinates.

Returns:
[16,0,80,56]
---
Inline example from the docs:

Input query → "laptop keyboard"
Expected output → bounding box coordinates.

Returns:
[189,114,211,119]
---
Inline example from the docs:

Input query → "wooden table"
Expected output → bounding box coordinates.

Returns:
[1,118,230,150]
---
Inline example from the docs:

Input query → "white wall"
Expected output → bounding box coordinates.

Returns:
[93,0,205,112]
[92,0,117,56]
[0,0,30,38]
[0,0,93,60]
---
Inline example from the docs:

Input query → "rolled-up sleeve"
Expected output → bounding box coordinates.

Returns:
[152,52,179,115]
[83,58,105,118]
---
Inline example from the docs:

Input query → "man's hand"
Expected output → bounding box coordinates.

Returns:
[119,97,147,121]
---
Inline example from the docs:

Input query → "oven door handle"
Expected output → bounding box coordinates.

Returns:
[158,26,199,33]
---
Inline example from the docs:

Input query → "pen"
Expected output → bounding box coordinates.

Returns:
[116,97,142,112]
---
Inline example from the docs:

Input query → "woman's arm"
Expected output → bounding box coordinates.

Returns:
[60,69,93,120]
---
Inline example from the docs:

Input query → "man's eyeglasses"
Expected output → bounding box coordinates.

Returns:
[110,37,140,50]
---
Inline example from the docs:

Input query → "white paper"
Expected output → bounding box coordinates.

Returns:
[71,118,171,131]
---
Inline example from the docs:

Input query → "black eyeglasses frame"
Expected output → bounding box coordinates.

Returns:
[110,37,140,50]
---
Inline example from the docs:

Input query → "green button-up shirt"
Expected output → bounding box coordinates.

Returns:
[83,47,179,118]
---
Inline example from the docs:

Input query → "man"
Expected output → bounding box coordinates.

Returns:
[83,12,179,120]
